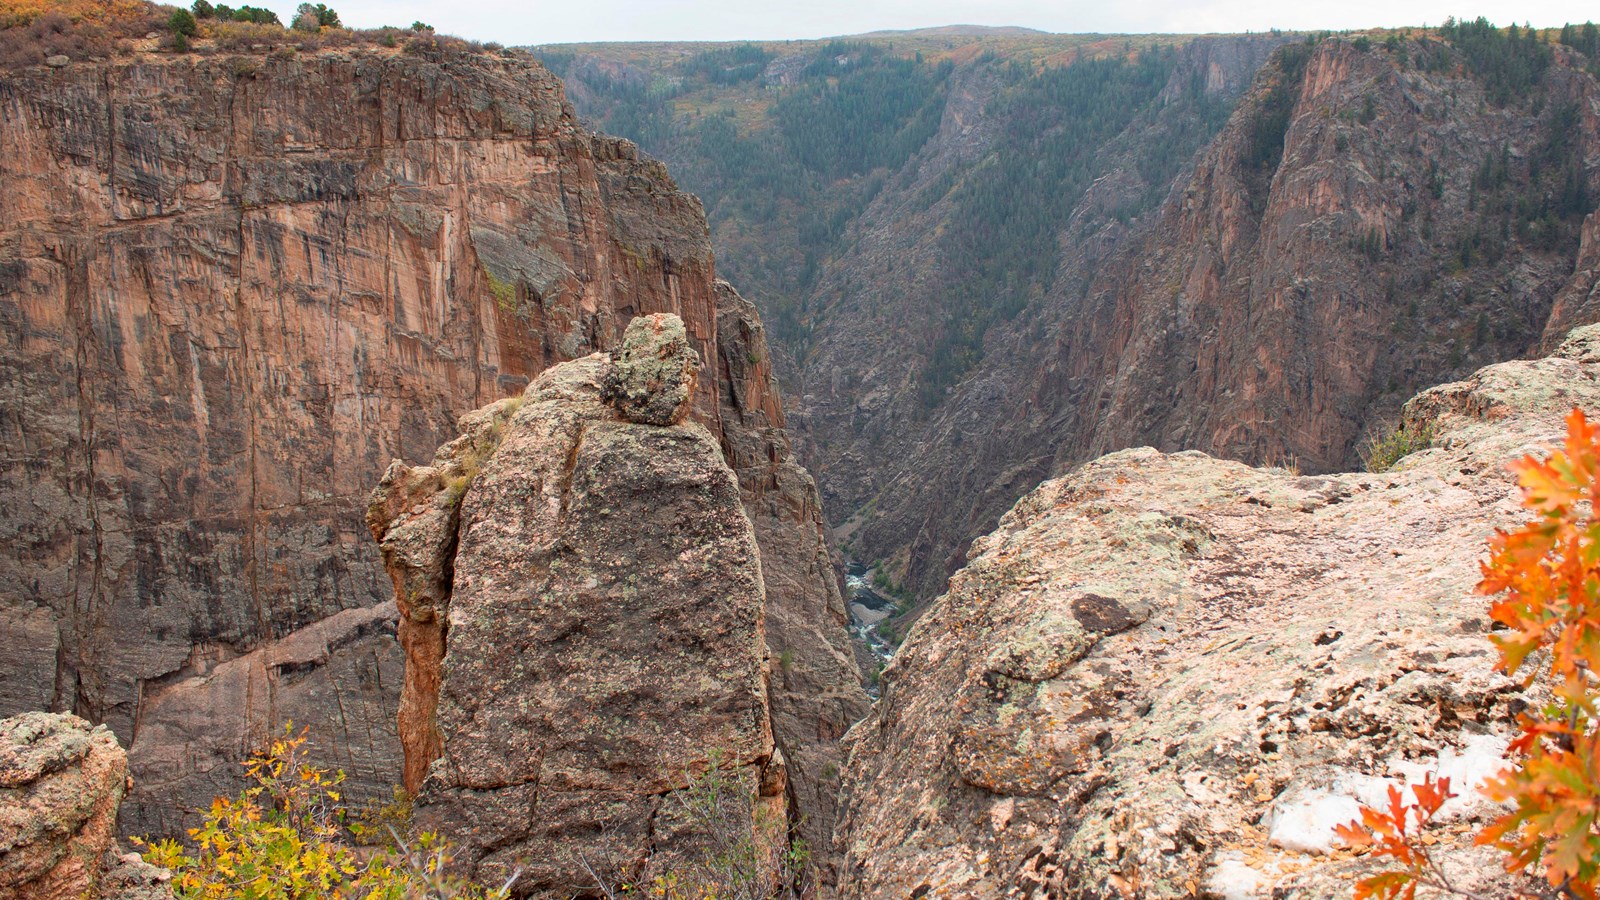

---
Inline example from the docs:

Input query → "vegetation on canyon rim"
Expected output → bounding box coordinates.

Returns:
[137,724,807,899]
[0,0,461,67]
[1340,409,1600,898]
[138,725,517,899]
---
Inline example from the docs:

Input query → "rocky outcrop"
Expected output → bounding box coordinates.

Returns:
[0,45,861,837]
[370,315,787,896]
[1544,208,1600,350]
[1,713,130,899]
[833,325,1600,898]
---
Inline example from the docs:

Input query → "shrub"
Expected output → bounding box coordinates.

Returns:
[139,724,516,899]
[295,2,340,28]
[1340,408,1600,898]
[207,19,283,50]
[0,1,160,66]
[0,0,149,28]
[1361,421,1436,472]
[213,4,280,25]
[169,7,195,35]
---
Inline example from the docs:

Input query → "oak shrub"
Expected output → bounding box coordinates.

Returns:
[138,725,514,899]
[1340,409,1600,898]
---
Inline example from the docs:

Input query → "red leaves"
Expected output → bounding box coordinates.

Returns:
[1343,409,1600,899]
[1335,777,1455,900]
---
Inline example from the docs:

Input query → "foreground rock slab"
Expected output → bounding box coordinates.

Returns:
[370,315,787,896]
[834,325,1600,898]
[0,713,128,899]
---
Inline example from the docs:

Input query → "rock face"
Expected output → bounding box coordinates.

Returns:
[833,325,1600,898]
[0,45,861,838]
[370,319,786,895]
[0,713,129,900]
[824,36,1600,603]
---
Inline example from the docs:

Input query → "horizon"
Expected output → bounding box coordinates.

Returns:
[240,1,1599,45]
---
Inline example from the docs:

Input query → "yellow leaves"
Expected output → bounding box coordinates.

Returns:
[138,722,509,900]
[0,0,150,28]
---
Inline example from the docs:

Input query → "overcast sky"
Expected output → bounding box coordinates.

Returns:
[257,0,1599,44]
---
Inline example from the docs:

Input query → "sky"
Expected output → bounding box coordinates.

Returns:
[254,0,1600,45]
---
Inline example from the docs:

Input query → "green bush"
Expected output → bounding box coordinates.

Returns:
[1360,421,1436,472]
[170,8,196,34]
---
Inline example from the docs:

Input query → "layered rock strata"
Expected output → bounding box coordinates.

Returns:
[370,315,787,896]
[0,46,861,839]
[834,325,1600,898]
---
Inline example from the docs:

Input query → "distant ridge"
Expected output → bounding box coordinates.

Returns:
[845,24,1051,38]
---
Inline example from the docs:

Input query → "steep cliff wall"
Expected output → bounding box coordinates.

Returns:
[0,45,862,839]
[847,35,1600,601]
[712,282,870,864]
[834,323,1600,898]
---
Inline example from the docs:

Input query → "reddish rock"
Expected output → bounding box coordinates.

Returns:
[833,37,1600,602]
[0,713,128,900]
[372,328,787,896]
[0,45,862,845]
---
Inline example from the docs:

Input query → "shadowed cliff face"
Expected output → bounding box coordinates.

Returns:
[841,36,1600,602]
[712,282,869,873]
[0,46,862,843]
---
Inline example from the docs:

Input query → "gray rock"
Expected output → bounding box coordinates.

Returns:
[44,55,69,68]
[833,330,1600,898]
[377,352,788,897]
[603,313,701,425]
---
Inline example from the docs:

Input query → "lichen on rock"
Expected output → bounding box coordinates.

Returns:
[602,313,702,425]
[369,319,789,896]
[833,326,1600,899]
[0,713,132,900]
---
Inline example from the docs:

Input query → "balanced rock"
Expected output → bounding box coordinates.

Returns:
[602,313,701,425]
[833,325,1600,898]
[370,321,786,896]
[0,713,129,900]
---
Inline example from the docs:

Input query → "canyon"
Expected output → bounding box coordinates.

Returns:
[0,38,863,855]
[547,27,1600,604]
[2,10,1600,900]
[833,323,1600,897]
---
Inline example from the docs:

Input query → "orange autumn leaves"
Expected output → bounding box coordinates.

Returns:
[1342,409,1600,899]
[1336,775,1460,900]
[1478,407,1600,895]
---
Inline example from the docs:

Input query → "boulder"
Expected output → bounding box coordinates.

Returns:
[0,713,128,900]
[602,313,702,425]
